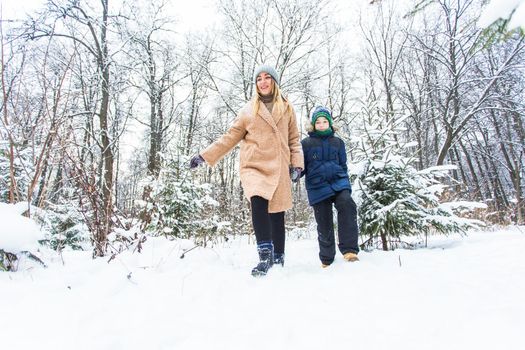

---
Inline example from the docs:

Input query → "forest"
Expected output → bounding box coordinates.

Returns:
[1,0,523,263]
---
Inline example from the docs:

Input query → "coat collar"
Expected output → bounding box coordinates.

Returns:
[254,98,282,130]
[308,129,335,138]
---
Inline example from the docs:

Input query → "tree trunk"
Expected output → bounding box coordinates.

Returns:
[458,138,482,200]
[380,231,389,251]
[94,0,113,257]
[1,21,17,203]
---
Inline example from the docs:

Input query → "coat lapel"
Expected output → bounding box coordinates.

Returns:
[258,101,279,132]
[271,106,282,125]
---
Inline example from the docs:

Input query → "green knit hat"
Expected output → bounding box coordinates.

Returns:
[311,106,333,128]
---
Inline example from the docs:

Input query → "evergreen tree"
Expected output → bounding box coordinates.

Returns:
[36,200,89,251]
[0,141,33,203]
[350,106,484,251]
[137,156,228,247]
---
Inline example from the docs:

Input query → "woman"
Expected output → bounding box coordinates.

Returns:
[190,64,303,276]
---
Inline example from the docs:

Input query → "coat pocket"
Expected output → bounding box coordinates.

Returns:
[306,175,324,190]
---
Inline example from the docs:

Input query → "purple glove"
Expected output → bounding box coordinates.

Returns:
[290,167,302,182]
[189,154,205,169]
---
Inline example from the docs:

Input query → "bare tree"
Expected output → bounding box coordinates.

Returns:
[0,17,18,203]
[27,0,118,256]
[467,37,525,223]
[414,0,525,166]
[360,1,411,124]
[120,0,188,178]
[214,0,331,104]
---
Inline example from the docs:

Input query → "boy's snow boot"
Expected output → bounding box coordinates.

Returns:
[273,253,285,267]
[251,242,274,277]
[343,252,359,262]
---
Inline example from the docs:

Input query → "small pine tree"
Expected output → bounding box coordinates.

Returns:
[137,156,227,247]
[36,200,89,251]
[0,141,33,202]
[350,104,484,251]
[354,157,483,250]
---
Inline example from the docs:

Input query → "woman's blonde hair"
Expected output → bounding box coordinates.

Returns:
[253,81,292,117]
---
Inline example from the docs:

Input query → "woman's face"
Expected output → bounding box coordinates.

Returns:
[256,72,274,96]
[314,116,330,132]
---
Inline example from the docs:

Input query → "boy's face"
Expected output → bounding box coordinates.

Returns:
[314,116,330,132]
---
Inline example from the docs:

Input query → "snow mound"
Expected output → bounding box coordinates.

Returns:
[0,202,45,253]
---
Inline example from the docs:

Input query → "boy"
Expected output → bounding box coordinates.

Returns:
[301,106,359,267]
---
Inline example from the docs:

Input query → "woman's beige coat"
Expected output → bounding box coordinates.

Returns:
[200,98,304,213]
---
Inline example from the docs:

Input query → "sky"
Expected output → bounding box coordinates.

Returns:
[1,0,39,21]
[1,201,524,349]
[0,0,217,32]
[3,0,525,30]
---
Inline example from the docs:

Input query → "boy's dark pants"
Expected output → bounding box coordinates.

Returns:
[312,189,359,265]
[251,196,285,255]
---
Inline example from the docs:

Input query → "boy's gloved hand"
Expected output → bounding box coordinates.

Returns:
[189,154,205,169]
[290,167,302,182]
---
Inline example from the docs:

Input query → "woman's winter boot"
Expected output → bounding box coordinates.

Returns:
[273,253,285,267]
[251,242,274,276]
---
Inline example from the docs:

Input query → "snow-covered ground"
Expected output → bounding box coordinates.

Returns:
[1,213,524,350]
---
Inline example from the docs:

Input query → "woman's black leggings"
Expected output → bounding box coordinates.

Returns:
[250,196,285,255]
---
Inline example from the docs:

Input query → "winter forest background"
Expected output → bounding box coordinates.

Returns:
[1,0,524,268]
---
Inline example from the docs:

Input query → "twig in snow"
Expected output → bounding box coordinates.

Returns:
[180,245,199,259]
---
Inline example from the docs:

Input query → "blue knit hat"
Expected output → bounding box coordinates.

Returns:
[253,64,280,85]
[311,106,333,127]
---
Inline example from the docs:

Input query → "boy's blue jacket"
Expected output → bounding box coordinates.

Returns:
[301,130,351,206]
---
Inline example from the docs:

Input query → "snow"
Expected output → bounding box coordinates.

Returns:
[1,204,524,349]
[0,202,45,253]
[479,0,525,28]
[418,164,458,174]
[440,200,488,211]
